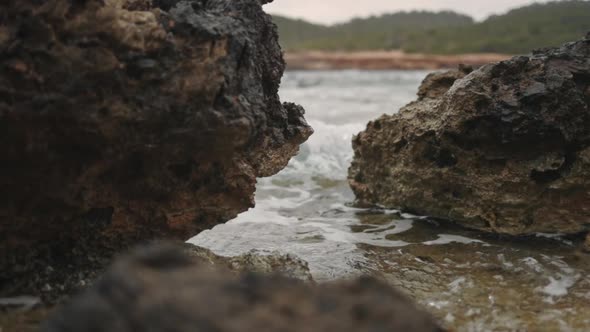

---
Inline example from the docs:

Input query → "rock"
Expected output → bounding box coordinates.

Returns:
[349,35,590,236]
[0,0,311,299]
[583,233,590,253]
[0,307,51,332]
[185,244,314,282]
[41,245,442,332]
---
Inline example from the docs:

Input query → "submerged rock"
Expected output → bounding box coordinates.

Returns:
[0,0,311,298]
[42,245,442,332]
[184,244,315,282]
[349,35,590,236]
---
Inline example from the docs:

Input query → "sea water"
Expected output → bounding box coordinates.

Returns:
[189,70,590,331]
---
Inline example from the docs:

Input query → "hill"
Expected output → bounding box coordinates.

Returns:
[274,11,473,51]
[272,16,329,50]
[273,1,590,54]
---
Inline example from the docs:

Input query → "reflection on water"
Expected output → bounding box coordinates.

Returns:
[189,70,590,331]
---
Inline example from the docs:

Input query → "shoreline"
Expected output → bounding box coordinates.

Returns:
[284,50,512,70]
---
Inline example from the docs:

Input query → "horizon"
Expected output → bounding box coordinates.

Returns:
[265,0,562,25]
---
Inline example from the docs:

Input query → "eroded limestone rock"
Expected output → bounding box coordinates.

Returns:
[0,0,311,298]
[349,36,590,235]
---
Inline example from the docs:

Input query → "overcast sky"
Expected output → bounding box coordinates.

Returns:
[265,0,556,25]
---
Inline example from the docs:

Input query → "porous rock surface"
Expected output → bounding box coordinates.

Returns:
[0,0,311,297]
[42,245,442,332]
[349,36,590,235]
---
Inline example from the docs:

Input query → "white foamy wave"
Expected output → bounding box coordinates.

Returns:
[541,276,580,298]
[536,256,582,301]
[424,234,486,246]
[275,119,363,182]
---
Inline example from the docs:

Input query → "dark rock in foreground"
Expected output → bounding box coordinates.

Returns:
[0,0,311,298]
[42,245,442,332]
[349,35,590,236]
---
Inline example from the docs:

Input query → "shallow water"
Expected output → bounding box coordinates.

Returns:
[189,70,590,331]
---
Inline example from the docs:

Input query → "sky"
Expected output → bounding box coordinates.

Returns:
[265,0,556,25]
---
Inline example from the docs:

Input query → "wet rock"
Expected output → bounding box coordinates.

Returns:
[0,307,51,332]
[349,35,590,235]
[0,0,311,299]
[0,296,40,309]
[185,244,314,282]
[42,245,442,332]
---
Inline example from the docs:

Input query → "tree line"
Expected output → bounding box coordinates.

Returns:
[274,1,590,54]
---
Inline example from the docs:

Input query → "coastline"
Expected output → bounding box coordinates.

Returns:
[284,50,511,70]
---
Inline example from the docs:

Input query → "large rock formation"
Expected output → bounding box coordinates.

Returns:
[42,245,442,332]
[349,35,590,236]
[0,0,311,297]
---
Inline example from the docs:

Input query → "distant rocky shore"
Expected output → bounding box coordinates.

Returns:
[285,51,510,71]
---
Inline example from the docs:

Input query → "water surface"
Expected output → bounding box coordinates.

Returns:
[190,70,590,331]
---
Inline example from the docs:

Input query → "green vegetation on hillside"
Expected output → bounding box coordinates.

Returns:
[273,1,590,54]
[274,11,473,51]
